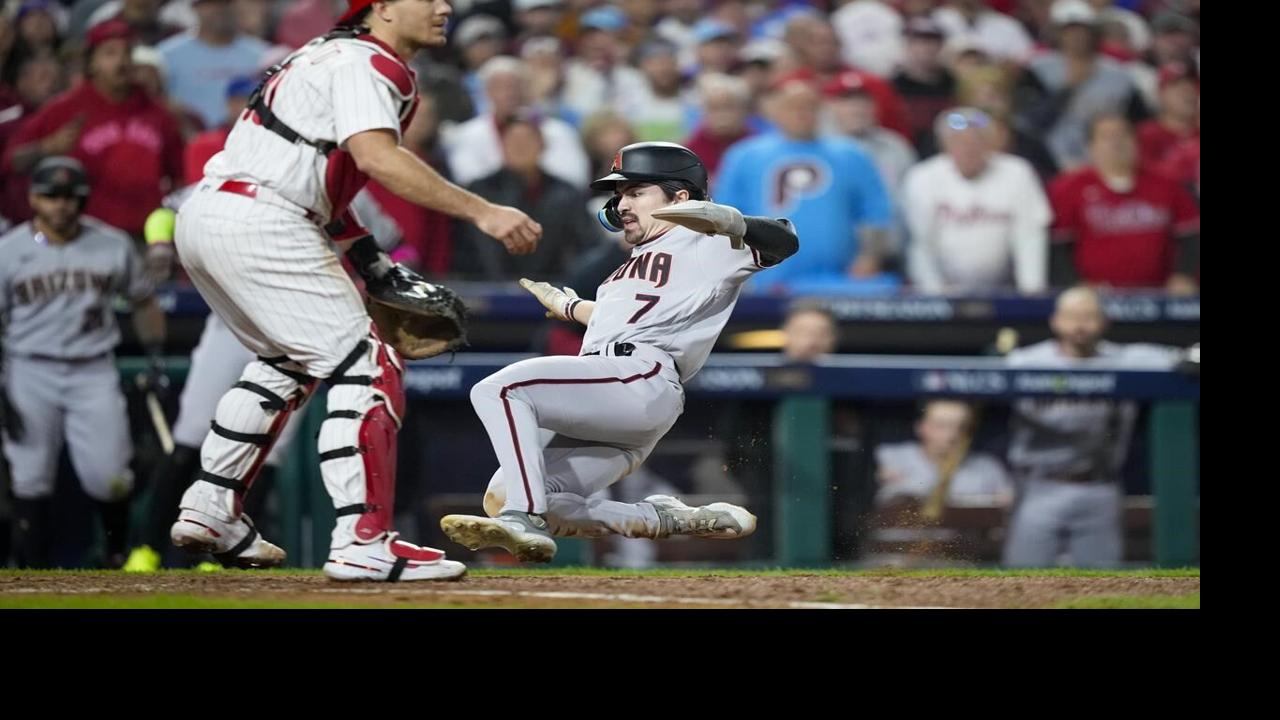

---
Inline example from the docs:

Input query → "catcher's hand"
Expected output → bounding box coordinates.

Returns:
[650,200,746,250]
[366,265,468,359]
[519,278,580,322]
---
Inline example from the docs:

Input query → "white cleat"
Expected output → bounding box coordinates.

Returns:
[645,495,757,539]
[440,512,558,563]
[324,533,467,582]
[170,509,286,568]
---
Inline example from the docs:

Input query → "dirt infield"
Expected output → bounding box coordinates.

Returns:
[0,570,1200,609]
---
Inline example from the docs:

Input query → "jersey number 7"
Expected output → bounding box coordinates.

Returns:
[628,294,661,324]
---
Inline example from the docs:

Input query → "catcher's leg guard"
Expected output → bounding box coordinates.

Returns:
[172,357,314,565]
[318,334,406,548]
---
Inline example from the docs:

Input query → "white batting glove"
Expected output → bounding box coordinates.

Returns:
[519,278,582,322]
[650,200,747,250]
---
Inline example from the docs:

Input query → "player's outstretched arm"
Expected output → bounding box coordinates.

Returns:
[651,200,799,264]
[345,129,542,256]
[520,278,593,324]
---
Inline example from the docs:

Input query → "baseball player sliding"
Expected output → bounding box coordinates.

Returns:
[169,0,541,582]
[440,141,799,562]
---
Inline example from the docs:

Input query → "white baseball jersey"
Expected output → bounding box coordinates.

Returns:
[901,152,1051,294]
[580,225,771,383]
[202,32,418,223]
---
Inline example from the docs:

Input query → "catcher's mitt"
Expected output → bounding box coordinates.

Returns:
[365,266,468,360]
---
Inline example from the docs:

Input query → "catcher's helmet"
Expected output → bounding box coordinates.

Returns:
[30,156,90,200]
[592,142,708,231]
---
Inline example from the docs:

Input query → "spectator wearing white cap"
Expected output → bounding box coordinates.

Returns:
[520,35,579,127]
[654,0,705,73]
[560,5,649,120]
[131,43,203,139]
[1013,0,1149,171]
[453,13,509,116]
[932,0,1034,65]
[830,0,904,78]
[512,0,565,44]
[901,107,1051,295]
[443,55,590,189]
[630,39,698,142]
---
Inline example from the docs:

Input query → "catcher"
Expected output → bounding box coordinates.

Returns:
[168,0,540,582]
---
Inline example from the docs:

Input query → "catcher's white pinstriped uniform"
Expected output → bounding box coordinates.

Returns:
[170,28,461,576]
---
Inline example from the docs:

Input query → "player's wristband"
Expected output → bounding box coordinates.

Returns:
[564,298,582,323]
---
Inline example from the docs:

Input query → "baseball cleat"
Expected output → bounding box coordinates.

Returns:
[324,533,467,582]
[171,509,286,568]
[645,495,757,539]
[440,511,558,563]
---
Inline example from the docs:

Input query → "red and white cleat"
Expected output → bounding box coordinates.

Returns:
[324,533,467,582]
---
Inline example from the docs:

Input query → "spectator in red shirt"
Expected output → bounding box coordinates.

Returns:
[3,20,184,239]
[682,73,754,183]
[1137,61,1198,171]
[783,13,911,139]
[1159,135,1199,202]
[1049,114,1199,294]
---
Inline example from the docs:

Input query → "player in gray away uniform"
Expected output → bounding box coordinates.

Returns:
[441,142,800,562]
[1003,286,1180,568]
[0,157,166,568]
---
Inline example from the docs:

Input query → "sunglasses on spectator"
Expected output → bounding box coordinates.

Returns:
[945,111,990,131]
[36,191,81,200]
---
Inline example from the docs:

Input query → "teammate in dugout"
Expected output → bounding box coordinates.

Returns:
[168,0,542,582]
[0,156,167,569]
[440,141,799,562]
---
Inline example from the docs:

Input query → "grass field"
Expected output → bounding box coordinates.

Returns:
[0,567,1200,609]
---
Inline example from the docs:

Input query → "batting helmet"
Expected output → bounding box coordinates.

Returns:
[30,156,91,201]
[592,142,709,231]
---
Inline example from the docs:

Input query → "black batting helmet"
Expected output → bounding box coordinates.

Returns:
[590,142,709,198]
[30,156,91,200]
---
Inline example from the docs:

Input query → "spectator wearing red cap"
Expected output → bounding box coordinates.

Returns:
[824,70,917,226]
[3,20,184,238]
[782,12,911,139]
[1049,114,1198,293]
[1137,62,1198,171]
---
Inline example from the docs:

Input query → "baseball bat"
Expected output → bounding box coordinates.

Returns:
[136,373,175,454]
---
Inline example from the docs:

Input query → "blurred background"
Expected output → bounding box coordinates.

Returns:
[0,0,1200,570]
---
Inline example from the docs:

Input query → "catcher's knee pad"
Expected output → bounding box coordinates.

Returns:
[189,357,316,518]
[319,334,406,544]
